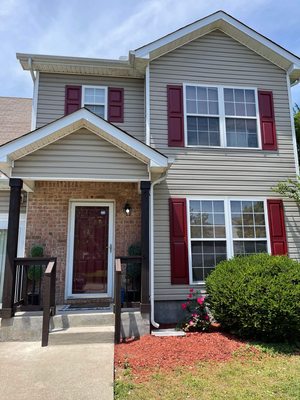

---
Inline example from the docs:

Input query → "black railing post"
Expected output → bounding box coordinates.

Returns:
[140,181,151,314]
[1,178,23,318]
[114,259,122,344]
[42,259,56,347]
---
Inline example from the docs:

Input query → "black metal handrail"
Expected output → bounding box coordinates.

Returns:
[14,257,57,312]
[42,260,57,347]
[114,256,142,343]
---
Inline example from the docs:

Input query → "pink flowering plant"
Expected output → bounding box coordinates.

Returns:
[179,289,211,332]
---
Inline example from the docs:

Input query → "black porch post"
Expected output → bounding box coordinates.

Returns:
[1,178,23,318]
[140,181,151,314]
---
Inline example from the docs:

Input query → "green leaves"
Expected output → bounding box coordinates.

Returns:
[206,254,300,341]
[273,176,300,205]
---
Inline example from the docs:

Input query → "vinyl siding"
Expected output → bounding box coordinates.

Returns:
[12,128,149,181]
[0,191,27,214]
[150,30,300,301]
[37,73,145,142]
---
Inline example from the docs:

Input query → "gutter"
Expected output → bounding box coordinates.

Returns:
[149,171,168,329]
[28,57,36,82]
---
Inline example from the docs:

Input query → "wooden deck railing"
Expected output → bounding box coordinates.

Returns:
[114,256,142,344]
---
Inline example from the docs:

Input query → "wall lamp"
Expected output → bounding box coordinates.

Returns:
[123,203,132,216]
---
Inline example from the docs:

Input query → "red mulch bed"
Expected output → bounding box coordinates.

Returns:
[115,330,252,382]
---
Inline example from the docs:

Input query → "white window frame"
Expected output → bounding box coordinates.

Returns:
[82,85,108,120]
[183,83,262,150]
[187,197,271,284]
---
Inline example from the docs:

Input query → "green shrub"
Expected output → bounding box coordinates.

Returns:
[28,245,44,281]
[205,254,300,341]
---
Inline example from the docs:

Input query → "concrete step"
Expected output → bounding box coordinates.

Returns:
[48,326,114,345]
[0,311,115,342]
[50,312,115,330]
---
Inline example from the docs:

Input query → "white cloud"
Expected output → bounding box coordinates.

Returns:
[0,0,300,98]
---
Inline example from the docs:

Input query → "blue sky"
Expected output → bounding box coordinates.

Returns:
[1,0,300,105]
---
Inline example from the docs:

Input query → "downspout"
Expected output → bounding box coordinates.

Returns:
[150,171,167,329]
[28,57,39,131]
[287,65,300,176]
[145,64,150,146]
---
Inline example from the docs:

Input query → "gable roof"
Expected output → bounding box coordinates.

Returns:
[0,108,168,174]
[17,11,300,82]
[132,11,300,81]
[0,97,32,145]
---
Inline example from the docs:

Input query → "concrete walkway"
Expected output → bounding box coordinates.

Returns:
[0,340,114,400]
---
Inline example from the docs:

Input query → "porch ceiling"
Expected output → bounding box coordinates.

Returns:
[0,108,169,177]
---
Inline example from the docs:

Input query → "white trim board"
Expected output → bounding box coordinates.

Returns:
[134,11,300,76]
[65,200,115,299]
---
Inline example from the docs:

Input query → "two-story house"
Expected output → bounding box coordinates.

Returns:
[0,11,299,327]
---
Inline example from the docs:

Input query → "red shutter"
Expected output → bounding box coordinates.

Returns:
[169,198,189,284]
[108,87,124,123]
[267,199,288,255]
[65,86,82,115]
[258,91,277,150]
[167,85,184,147]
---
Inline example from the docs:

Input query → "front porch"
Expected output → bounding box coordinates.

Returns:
[1,179,151,318]
[0,108,169,335]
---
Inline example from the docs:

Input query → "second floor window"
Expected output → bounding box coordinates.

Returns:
[82,86,107,119]
[185,85,260,149]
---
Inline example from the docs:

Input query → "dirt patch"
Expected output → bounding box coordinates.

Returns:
[115,331,253,382]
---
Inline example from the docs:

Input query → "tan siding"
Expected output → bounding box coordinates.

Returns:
[0,191,26,214]
[37,73,145,142]
[150,30,300,301]
[12,129,149,181]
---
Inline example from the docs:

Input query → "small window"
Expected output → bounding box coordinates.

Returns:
[185,85,260,149]
[82,86,107,119]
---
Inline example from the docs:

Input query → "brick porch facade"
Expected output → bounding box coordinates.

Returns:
[25,181,141,304]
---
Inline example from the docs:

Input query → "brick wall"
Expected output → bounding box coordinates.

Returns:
[25,181,141,304]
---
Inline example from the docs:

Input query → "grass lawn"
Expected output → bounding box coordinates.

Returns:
[115,342,300,400]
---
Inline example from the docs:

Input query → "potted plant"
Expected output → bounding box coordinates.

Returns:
[27,245,44,306]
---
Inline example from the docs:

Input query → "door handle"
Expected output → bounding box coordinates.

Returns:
[106,244,112,253]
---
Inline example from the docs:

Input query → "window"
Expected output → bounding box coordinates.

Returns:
[82,86,107,119]
[186,86,220,146]
[185,85,259,148]
[188,199,269,283]
[189,200,227,282]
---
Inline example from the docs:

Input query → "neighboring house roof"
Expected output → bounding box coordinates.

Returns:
[0,108,169,177]
[16,11,300,82]
[0,97,32,145]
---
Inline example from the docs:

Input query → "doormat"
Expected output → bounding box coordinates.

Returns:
[59,304,112,312]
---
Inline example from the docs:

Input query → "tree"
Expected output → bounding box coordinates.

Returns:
[274,176,300,206]
[294,104,300,157]
[273,104,300,204]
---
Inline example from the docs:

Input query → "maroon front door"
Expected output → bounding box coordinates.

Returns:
[72,206,109,294]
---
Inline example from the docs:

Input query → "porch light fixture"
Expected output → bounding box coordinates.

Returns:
[124,203,132,216]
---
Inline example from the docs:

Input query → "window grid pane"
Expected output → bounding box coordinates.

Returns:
[84,87,105,105]
[224,88,256,117]
[226,118,258,148]
[192,241,227,282]
[186,86,219,116]
[187,116,220,146]
[190,200,226,239]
